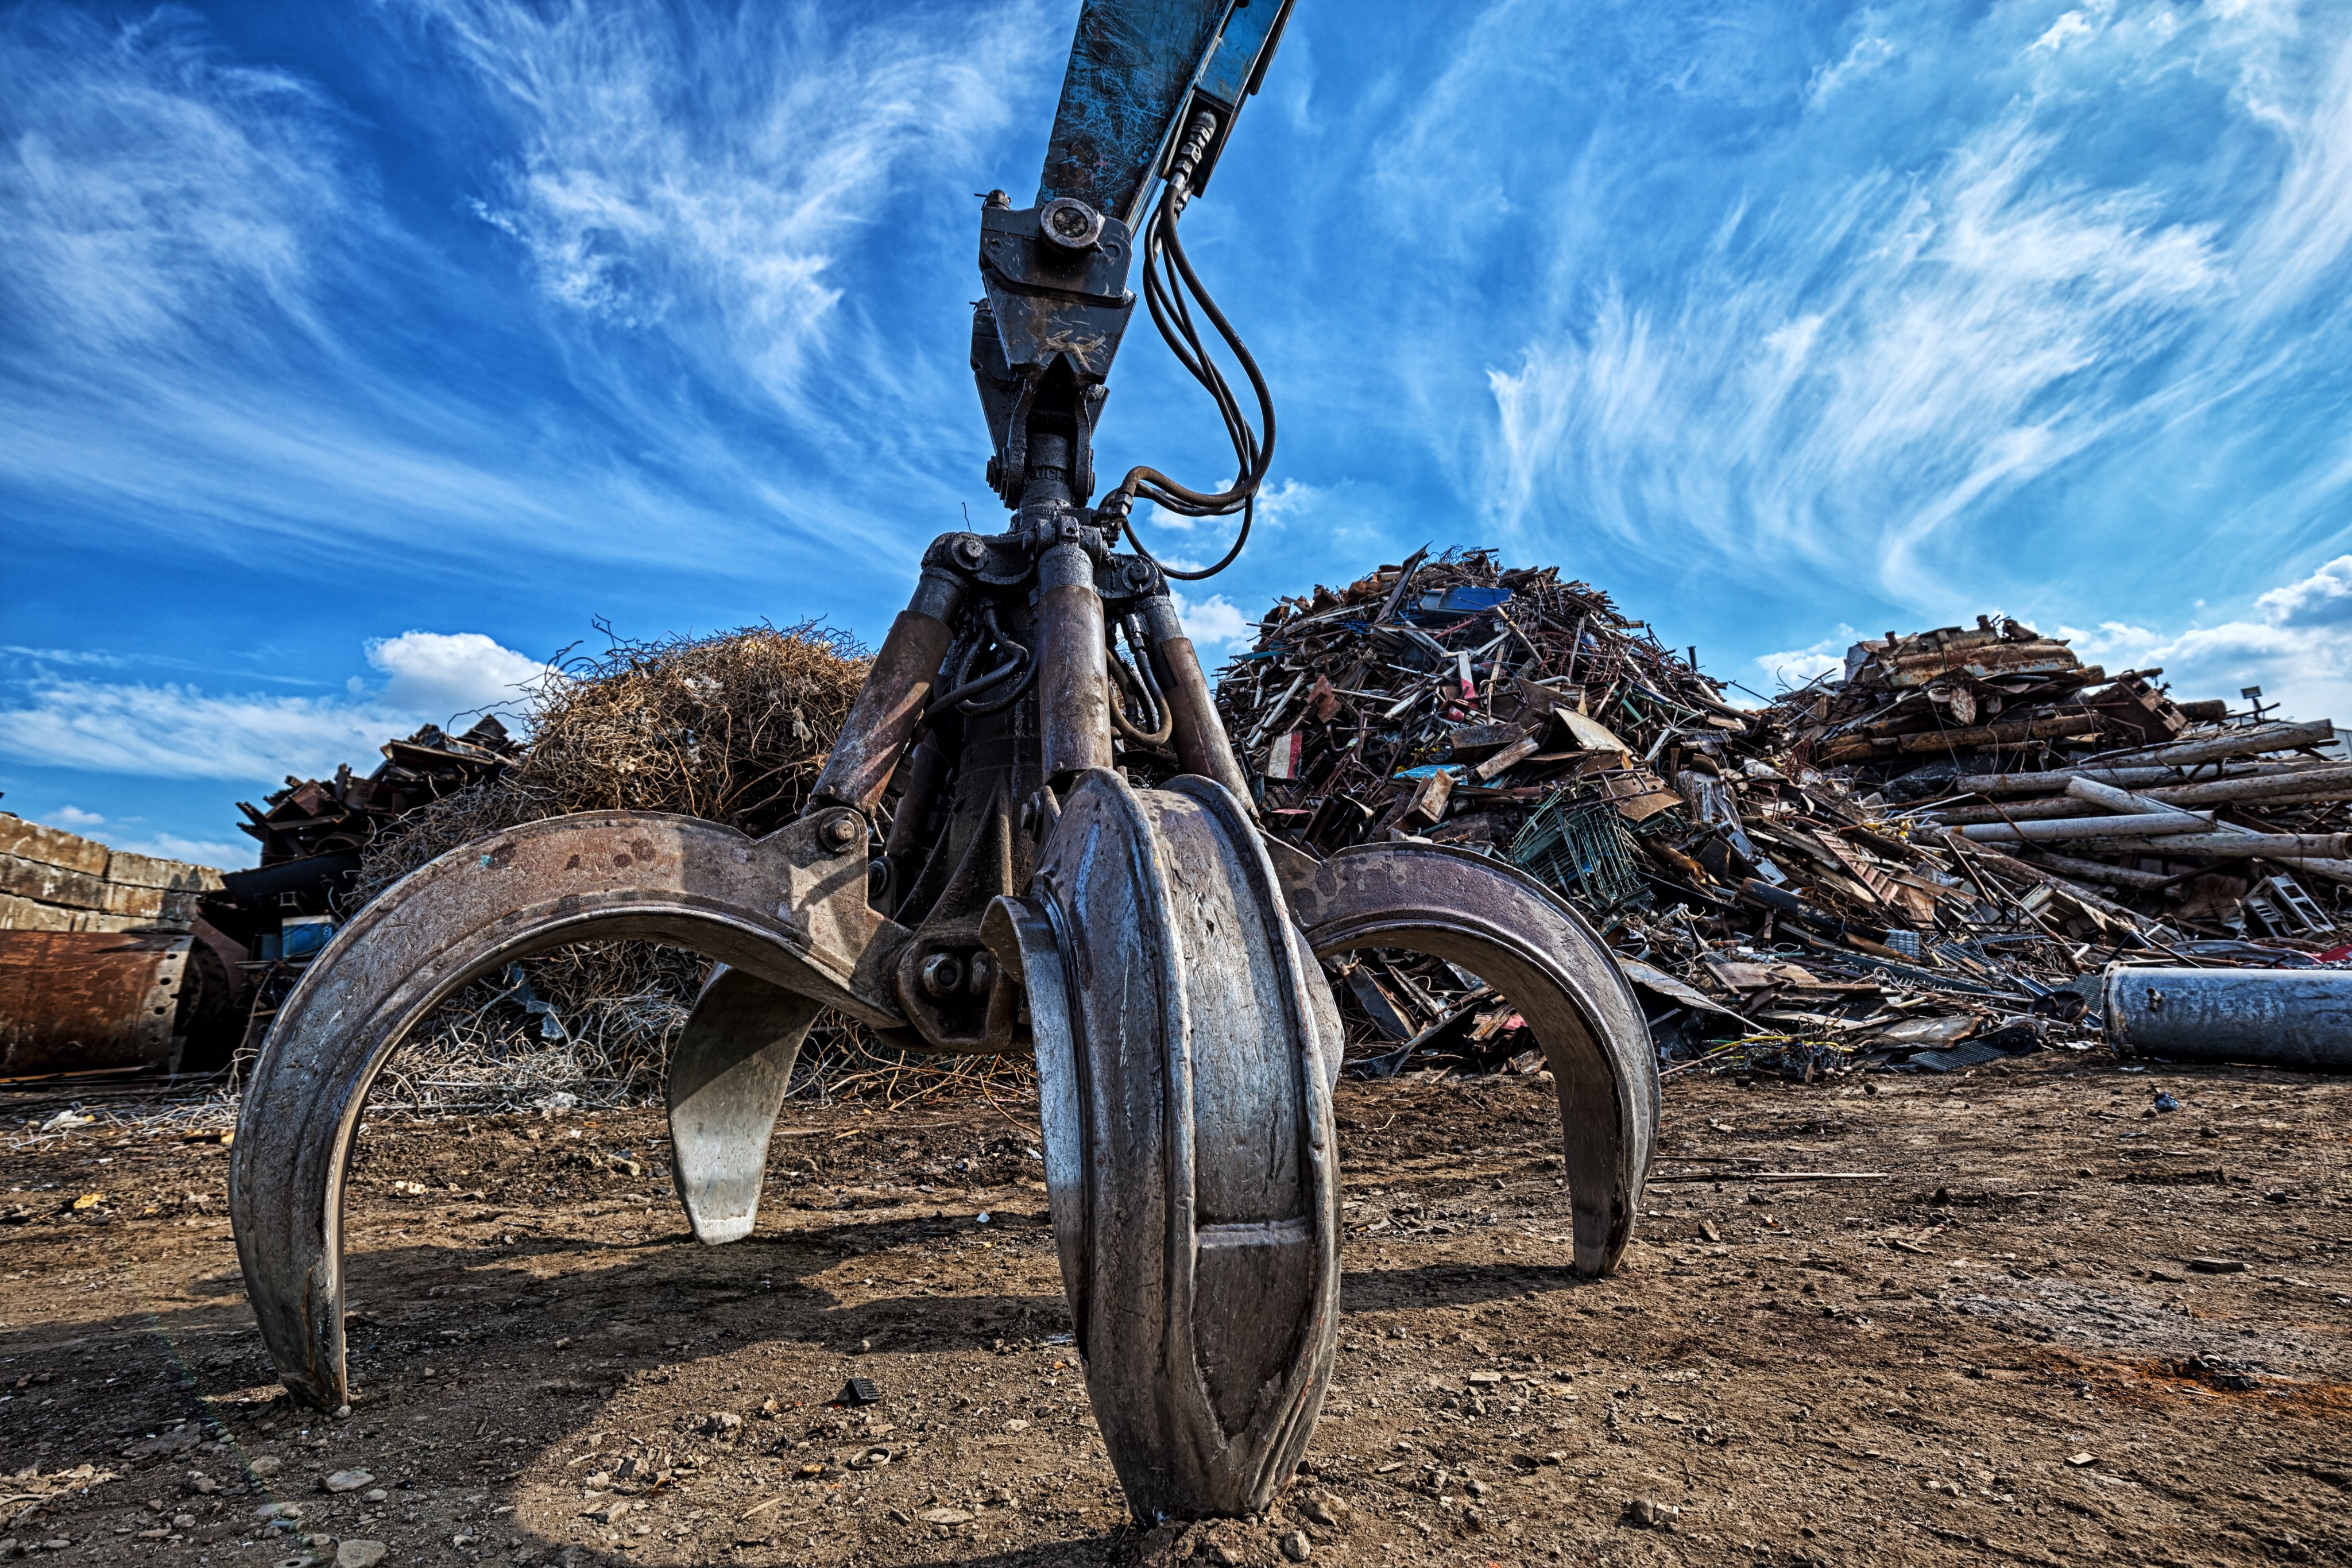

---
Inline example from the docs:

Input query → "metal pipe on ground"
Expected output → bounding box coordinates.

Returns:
[1959,810,2215,843]
[2105,965,2352,1069]
[1931,765,2352,823]
[2086,718,2337,771]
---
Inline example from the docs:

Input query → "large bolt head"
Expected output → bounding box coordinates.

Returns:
[1038,197,1104,253]
[819,814,863,851]
[920,952,965,998]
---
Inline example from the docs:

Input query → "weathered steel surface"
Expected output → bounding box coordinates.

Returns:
[230,810,907,1410]
[1036,543,1116,781]
[1144,594,1257,811]
[0,930,191,1075]
[2104,965,2352,1069]
[985,771,1337,1521]
[1282,841,1657,1276]
[1039,0,1228,230]
[668,965,825,1244]
[811,602,960,814]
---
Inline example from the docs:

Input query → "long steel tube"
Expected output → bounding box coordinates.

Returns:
[1142,592,1255,809]
[810,567,965,814]
[1035,541,1114,781]
[2105,965,2352,1069]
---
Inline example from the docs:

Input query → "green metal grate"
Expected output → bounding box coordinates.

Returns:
[1508,789,1649,913]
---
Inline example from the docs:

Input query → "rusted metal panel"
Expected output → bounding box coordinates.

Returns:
[0,930,191,1075]
[0,818,110,878]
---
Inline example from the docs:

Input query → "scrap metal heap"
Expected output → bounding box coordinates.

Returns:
[1220,551,2352,1078]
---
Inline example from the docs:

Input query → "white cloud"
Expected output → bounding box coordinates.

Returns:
[1807,31,1895,106]
[1751,625,1857,693]
[2056,556,2352,725]
[47,804,105,828]
[1173,591,1255,663]
[1480,113,2227,602]
[366,630,549,718]
[0,631,547,784]
[417,0,1047,412]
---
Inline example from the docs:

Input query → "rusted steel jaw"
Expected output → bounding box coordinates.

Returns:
[1279,838,1657,1277]
[228,806,908,1411]
[984,771,1341,1521]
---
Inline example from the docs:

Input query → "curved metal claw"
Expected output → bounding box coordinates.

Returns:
[1282,840,1657,1276]
[229,809,903,1411]
[667,965,824,1244]
[985,771,1340,1523]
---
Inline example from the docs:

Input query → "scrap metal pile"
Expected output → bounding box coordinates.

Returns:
[1217,551,2349,1079]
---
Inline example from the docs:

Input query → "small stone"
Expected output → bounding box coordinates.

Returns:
[253,1500,303,1521]
[363,1489,387,1504]
[2188,1258,2247,1275]
[1626,1497,1678,1530]
[247,1457,284,1478]
[322,1469,375,1493]
[1465,1370,1503,1387]
[699,1412,743,1438]
[2067,1452,2096,1467]
[915,1507,972,1526]
[172,1516,198,1530]
[1301,1496,1344,1528]
[1279,1528,1313,1561]
[1208,1544,1245,1567]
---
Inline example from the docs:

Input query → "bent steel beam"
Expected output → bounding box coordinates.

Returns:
[230,810,905,1411]
[1283,841,1657,1277]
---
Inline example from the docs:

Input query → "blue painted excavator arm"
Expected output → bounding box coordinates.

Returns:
[973,0,1294,512]
[1038,0,1295,233]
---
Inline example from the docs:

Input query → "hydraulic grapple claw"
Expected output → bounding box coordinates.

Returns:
[228,809,904,1410]
[986,771,1339,1522]
[1283,839,1657,1277]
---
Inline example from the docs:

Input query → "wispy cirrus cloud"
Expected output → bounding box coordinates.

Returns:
[0,1,1052,584]
[416,0,1047,414]
[1348,0,2352,642]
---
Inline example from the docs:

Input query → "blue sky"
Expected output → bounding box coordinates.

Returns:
[9,0,2352,867]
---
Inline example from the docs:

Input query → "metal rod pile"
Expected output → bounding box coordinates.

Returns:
[1216,550,2351,1079]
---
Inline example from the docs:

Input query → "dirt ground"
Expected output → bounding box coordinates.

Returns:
[2,1048,2347,1568]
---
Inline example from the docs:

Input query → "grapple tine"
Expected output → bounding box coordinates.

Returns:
[229,811,894,1410]
[1283,841,1657,1276]
[668,966,825,1245]
[993,770,1339,1523]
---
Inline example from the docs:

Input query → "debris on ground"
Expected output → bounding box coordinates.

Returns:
[1217,547,2352,1081]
